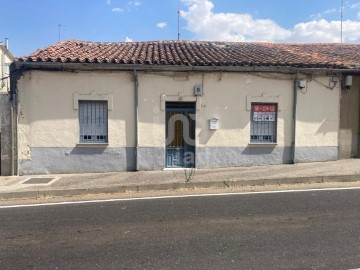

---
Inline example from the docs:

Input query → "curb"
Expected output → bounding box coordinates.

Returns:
[1,174,360,200]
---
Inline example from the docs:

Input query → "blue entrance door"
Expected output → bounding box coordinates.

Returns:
[166,102,196,168]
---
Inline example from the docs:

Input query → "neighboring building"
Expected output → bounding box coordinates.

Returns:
[4,40,360,175]
[0,40,12,93]
[0,40,14,176]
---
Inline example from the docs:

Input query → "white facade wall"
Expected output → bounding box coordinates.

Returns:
[0,45,12,93]
[295,77,340,162]
[16,70,340,174]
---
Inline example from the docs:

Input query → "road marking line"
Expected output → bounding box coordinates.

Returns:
[2,186,360,209]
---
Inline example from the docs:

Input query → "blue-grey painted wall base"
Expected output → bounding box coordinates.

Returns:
[294,147,338,163]
[196,147,292,168]
[19,147,135,175]
[137,147,165,171]
[19,146,338,174]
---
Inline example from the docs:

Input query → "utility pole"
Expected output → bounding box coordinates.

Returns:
[58,24,66,42]
[340,0,343,43]
[177,0,180,40]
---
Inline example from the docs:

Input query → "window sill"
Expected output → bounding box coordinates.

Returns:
[248,143,278,147]
[76,143,109,148]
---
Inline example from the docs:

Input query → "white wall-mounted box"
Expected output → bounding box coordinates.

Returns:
[209,118,219,130]
[194,84,203,96]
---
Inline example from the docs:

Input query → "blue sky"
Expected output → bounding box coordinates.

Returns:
[2,0,360,57]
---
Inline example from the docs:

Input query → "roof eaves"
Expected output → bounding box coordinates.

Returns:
[13,60,360,74]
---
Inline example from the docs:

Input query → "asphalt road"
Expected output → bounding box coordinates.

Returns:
[1,189,360,269]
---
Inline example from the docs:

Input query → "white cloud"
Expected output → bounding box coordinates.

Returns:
[290,19,360,42]
[180,0,291,41]
[181,0,360,43]
[324,8,337,14]
[106,0,111,6]
[310,8,337,20]
[128,0,140,6]
[125,37,133,42]
[112,7,124,13]
[157,22,167,29]
[291,20,341,42]
[310,13,322,20]
[351,2,360,9]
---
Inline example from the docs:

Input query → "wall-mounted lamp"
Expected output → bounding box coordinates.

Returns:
[298,79,307,89]
[344,75,353,91]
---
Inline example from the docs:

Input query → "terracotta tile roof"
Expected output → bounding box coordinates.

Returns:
[17,40,360,69]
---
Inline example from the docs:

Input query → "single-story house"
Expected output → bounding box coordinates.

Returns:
[3,40,360,175]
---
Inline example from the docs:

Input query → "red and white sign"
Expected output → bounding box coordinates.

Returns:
[253,105,276,113]
[253,105,276,122]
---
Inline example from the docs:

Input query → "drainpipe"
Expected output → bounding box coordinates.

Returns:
[10,102,14,175]
[133,69,139,171]
[291,71,299,164]
[16,94,19,175]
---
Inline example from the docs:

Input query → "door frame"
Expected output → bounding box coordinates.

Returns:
[165,102,196,168]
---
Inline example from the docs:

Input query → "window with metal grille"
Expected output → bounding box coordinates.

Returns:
[79,101,108,143]
[250,103,277,143]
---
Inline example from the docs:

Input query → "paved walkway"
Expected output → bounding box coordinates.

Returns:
[1,159,360,199]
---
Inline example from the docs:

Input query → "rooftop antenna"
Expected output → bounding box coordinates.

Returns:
[177,0,180,40]
[58,24,66,42]
[340,0,343,43]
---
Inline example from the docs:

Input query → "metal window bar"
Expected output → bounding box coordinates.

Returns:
[79,101,108,143]
[250,103,277,143]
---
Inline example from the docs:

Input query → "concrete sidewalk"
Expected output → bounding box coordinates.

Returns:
[1,159,360,199]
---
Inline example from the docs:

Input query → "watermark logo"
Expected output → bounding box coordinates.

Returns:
[165,113,196,146]
[165,112,197,166]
